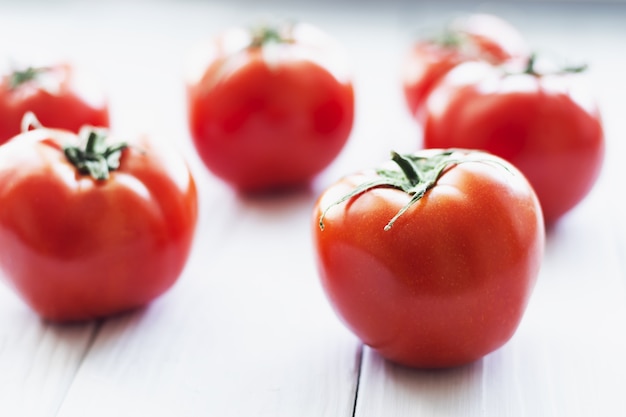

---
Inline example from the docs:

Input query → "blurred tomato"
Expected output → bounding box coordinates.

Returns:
[186,21,354,193]
[0,63,109,145]
[401,13,528,121]
[422,57,604,225]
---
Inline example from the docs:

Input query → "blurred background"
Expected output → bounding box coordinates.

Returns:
[0,0,624,193]
[2,0,623,163]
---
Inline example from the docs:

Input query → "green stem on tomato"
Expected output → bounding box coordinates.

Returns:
[390,151,421,186]
[523,52,588,76]
[249,21,296,48]
[63,127,128,181]
[250,27,283,47]
[319,150,509,232]
[8,66,49,90]
[437,29,463,48]
[523,53,537,75]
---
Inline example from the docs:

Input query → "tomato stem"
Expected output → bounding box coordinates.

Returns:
[63,127,128,181]
[523,52,588,76]
[249,22,295,48]
[524,53,537,75]
[8,66,48,90]
[437,30,463,48]
[390,151,421,186]
[319,150,510,231]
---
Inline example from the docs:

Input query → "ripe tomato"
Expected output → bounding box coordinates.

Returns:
[312,149,544,368]
[0,117,197,322]
[186,21,354,192]
[422,57,605,225]
[0,62,110,145]
[401,13,528,121]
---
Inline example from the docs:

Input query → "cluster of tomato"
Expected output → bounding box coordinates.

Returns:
[312,14,604,368]
[0,64,198,321]
[0,14,604,369]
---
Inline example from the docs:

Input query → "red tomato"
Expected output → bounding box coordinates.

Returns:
[0,119,197,322]
[402,13,528,121]
[422,57,604,225]
[186,22,354,192]
[0,63,110,145]
[312,149,544,368]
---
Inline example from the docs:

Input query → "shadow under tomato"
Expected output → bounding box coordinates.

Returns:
[0,304,104,365]
[357,347,484,412]
[235,182,319,219]
[2,278,130,351]
[41,300,174,359]
[236,180,316,201]
[38,297,154,326]
[22,300,161,360]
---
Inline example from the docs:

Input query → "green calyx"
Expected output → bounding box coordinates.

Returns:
[319,150,506,232]
[436,29,464,49]
[63,127,128,181]
[523,52,588,76]
[9,66,48,90]
[249,22,295,48]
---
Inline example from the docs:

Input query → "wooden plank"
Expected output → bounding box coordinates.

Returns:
[55,187,361,416]
[0,288,98,417]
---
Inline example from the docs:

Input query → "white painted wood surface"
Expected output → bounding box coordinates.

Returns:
[1,1,626,416]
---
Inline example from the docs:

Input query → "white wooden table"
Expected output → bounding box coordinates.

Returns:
[1,1,626,415]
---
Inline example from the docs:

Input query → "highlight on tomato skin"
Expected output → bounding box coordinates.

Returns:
[311,149,545,368]
[0,62,110,146]
[0,118,198,322]
[185,20,355,193]
[401,13,529,122]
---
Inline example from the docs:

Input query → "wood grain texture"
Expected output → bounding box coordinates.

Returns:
[0,288,98,416]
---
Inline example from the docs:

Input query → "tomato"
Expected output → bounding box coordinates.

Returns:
[312,149,544,368]
[0,117,197,322]
[186,21,354,192]
[401,13,528,121]
[0,62,109,145]
[422,57,605,225]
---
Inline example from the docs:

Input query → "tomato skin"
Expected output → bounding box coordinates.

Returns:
[187,23,354,192]
[422,61,605,225]
[402,44,464,121]
[453,13,529,63]
[0,63,109,145]
[0,128,197,322]
[312,150,544,368]
[402,13,528,121]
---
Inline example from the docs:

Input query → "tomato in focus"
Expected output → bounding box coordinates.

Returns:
[186,21,355,193]
[0,63,109,145]
[0,120,197,322]
[312,149,544,368]
[422,57,604,225]
[401,13,528,121]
